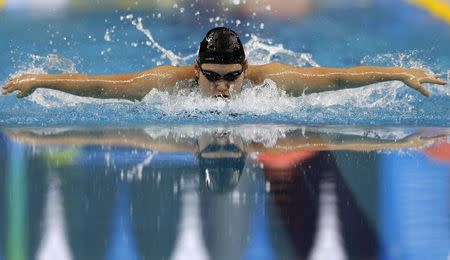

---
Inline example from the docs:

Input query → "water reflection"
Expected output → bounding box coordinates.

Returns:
[260,151,378,259]
[0,125,449,260]
[37,172,72,260]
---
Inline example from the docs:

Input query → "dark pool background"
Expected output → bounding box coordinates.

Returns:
[0,0,450,259]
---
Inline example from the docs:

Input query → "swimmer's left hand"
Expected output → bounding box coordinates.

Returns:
[401,68,447,97]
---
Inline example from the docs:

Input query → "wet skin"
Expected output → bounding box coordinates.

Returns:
[194,62,247,98]
[1,62,447,100]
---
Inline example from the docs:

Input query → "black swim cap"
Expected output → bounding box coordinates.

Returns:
[198,27,246,65]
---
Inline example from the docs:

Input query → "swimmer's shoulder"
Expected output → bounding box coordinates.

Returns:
[141,65,195,78]
[136,66,195,91]
[246,62,292,83]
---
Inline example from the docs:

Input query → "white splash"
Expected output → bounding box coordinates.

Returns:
[126,16,196,66]
[143,124,298,147]
[11,54,78,78]
[361,51,428,69]
[141,124,416,146]
[244,35,319,67]
[29,88,130,108]
[138,79,301,117]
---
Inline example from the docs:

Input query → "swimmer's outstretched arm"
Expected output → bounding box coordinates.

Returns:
[247,132,446,153]
[6,129,196,152]
[2,66,194,100]
[247,63,447,96]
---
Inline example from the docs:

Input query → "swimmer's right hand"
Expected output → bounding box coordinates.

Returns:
[2,74,37,98]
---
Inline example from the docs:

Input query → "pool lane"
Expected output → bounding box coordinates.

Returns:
[407,0,450,23]
[0,125,449,260]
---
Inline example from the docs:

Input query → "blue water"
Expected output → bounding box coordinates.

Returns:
[0,2,449,127]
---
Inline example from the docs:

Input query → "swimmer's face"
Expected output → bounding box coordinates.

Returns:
[194,62,247,98]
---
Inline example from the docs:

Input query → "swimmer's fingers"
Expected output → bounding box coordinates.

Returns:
[404,78,430,97]
[2,76,36,98]
[419,76,447,85]
[2,77,17,93]
[2,78,20,95]
[2,82,14,95]
[2,83,30,98]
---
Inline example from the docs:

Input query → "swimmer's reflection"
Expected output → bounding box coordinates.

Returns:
[4,127,447,260]
[6,126,443,193]
[197,132,246,192]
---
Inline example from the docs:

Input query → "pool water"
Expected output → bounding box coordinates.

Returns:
[0,1,449,259]
[0,2,449,126]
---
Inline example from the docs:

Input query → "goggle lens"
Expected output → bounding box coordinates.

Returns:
[200,67,243,82]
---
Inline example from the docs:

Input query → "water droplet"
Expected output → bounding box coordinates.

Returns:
[104,29,111,42]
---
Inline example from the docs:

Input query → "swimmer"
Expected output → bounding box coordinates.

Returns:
[2,27,447,100]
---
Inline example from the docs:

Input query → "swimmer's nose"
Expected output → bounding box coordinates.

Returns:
[215,80,230,97]
[215,80,229,91]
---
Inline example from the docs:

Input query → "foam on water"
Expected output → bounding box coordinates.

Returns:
[141,124,425,147]
[21,124,425,146]
[1,19,449,127]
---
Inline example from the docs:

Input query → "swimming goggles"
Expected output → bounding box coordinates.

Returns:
[199,66,244,82]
